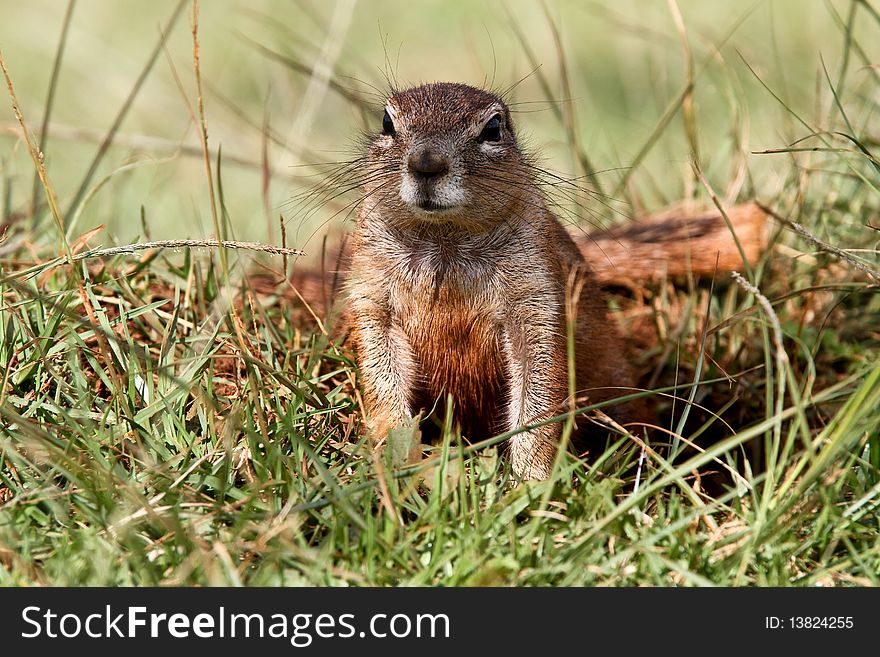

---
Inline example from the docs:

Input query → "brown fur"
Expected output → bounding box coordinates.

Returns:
[581,201,769,286]
[271,84,770,479]
[342,82,649,479]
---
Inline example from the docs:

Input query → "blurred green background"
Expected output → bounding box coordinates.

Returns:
[1,0,875,252]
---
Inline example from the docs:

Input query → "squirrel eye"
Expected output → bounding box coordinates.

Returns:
[382,110,395,136]
[479,115,502,142]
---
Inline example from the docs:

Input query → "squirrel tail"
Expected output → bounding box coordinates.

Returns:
[578,201,771,286]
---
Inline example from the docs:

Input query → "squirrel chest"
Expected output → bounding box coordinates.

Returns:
[386,242,510,437]
[344,82,647,479]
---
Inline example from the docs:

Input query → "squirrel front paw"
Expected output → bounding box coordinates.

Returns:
[508,429,559,481]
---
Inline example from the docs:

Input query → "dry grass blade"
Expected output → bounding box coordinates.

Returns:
[757,202,880,280]
[64,0,187,227]
[30,0,76,227]
[0,49,70,261]
[538,0,603,200]
[191,0,227,279]
[238,33,373,111]
[2,239,304,284]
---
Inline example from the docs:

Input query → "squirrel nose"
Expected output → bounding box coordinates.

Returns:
[408,148,449,179]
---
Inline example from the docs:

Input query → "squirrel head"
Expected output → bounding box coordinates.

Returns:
[363,82,530,229]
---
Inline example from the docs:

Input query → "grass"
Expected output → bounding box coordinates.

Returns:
[0,0,879,586]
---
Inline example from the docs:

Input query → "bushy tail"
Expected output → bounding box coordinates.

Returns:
[579,202,770,286]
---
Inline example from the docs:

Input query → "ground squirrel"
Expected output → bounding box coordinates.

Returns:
[345,82,649,480]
